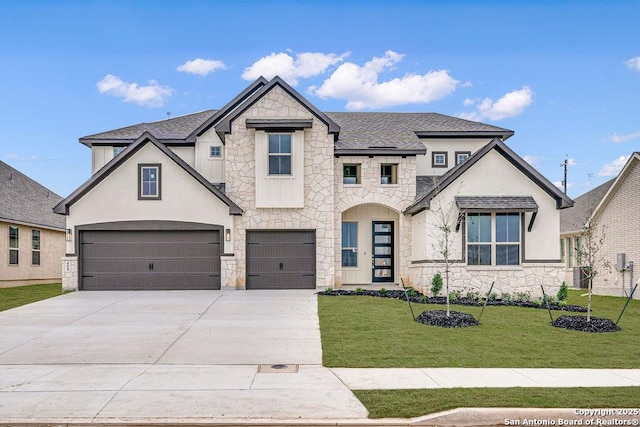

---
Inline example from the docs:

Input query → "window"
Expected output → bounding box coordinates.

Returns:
[467,213,521,266]
[342,222,358,267]
[560,238,565,264]
[567,237,573,268]
[268,134,292,175]
[9,226,18,265]
[210,146,221,157]
[380,164,398,184]
[455,151,471,165]
[113,147,125,157]
[432,151,448,168]
[575,236,583,265]
[32,230,40,266]
[343,164,361,184]
[138,164,161,200]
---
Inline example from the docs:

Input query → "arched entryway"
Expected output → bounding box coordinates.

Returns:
[341,204,400,285]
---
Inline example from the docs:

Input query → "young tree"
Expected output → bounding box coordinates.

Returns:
[577,211,610,322]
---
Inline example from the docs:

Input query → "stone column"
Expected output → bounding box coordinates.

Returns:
[61,256,78,291]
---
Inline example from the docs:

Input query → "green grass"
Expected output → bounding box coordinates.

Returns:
[354,387,640,418]
[318,290,640,368]
[0,283,68,312]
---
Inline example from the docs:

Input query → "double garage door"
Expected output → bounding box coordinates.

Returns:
[80,228,316,290]
[81,229,221,290]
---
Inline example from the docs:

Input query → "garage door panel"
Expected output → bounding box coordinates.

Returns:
[81,229,221,290]
[246,230,316,290]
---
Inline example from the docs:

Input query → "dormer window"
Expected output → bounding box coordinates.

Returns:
[432,152,448,168]
[456,151,471,165]
[268,134,292,175]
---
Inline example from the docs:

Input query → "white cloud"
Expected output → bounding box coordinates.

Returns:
[610,131,640,144]
[567,158,577,166]
[598,155,631,177]
[177,58,226,76]
[97,74,173,108]
[311,50,459,110]
[552,180,574,190]
[626,56,640,71]
[459,86,533,121]
[463,98,475,107]
[5,153,19,159]
[242,51,349,86]
[523,155,543,166]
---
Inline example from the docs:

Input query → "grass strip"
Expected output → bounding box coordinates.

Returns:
[0,283,68,312]
[318,290,640,368]
[354,387,640,418]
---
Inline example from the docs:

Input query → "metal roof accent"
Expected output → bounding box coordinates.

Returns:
[0,161,65,230]
[455,196,538,212]
[245,119,313,130]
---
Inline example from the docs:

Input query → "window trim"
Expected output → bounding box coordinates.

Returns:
[466,212,522,266]
[138,164,162,200]
[9,226,18,265]
[31,229,41,266]
[267,133,293,176]
[455,151,471,165]
[380,163,398,184]
[343,164,361,185]
[432,151,448,168]
[342,222,358,267]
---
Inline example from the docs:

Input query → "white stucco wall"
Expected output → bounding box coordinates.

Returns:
[66,143,235,255]
[416,138,492,176]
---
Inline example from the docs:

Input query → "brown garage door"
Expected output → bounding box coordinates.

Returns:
[246,230,316,290]
[81,230,221,290]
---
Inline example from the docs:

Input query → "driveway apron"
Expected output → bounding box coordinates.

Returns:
[0,289,368,423]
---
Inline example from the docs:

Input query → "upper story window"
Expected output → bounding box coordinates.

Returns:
[114,147,125,157]
[343,164,361,184]
[210,146,221,158]
[467,213,521,266]
[455,151,471,165]
[432,152,448,168]
[9,226,18,265]
[381,164,398,184]
[32,230,41,266]
[268,134,292,175]
[138,164,162,200]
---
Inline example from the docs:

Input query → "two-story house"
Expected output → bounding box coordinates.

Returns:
[55,76,573,295]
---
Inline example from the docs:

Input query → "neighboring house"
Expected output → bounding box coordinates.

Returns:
[560,152,640,299]
[54,76,573,295]
[1,161,66,287]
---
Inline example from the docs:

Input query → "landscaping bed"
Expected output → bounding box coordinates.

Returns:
[552,315,621,333]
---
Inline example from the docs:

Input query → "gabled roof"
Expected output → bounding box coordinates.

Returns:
[560,152,640,234]
[404,138,574,215]
[54,132,243,216]
[327,112,511,156]
[0,161,65,230]
[214,76,341,140]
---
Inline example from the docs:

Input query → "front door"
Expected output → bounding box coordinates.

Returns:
[372,221,394,282]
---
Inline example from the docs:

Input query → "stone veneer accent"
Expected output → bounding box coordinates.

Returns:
[61,256,78,291]
[220,255,236,289]
[334,156,416,285]
[223,85,336,288]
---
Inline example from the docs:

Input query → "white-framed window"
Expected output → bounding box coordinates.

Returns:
[9,226,18,265]
[268,134,292,175]
[432,152,448,168]
[210,146,221,158]
[467,213,521,266]
[113,147,125,157]
[455,151,471,165]
[560,238,565,264]
[32,229,40,266]
[343,164,361,184]
[342,222,358,267]
[567,237,574,268]
[138,164,161,200]
[380,164,398,184]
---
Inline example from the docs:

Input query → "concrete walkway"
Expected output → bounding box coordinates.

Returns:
[1,290,639,426]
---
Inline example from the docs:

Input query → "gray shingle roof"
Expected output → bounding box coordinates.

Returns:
[0,161,65,230]
[560,179,615,233]
[456,196,538,211]
[80,110,218,145]
[327,112,513,154]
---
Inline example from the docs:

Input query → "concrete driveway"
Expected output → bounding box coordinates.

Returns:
[0,290,368,423]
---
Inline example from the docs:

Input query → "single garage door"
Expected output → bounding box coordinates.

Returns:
[246,230,316,290]
[81,230,221,290]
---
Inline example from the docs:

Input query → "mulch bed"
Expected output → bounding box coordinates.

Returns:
[552,315,620,333]
[415,309,479,328]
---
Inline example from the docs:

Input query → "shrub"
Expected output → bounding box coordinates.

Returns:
[466,290,480,301]
[500,292,512,302]
[514,291,531,303]
[448,291,459,301]
[420,295,427,303]
[431,273,443,296]
[488,292,498,301]
[379,288,387,294]
[355,287,363,294]
[326,287,334,294]
[557,281,569,302]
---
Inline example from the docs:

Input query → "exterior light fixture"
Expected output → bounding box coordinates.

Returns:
[225,228,231,241]
[65,228,73,242]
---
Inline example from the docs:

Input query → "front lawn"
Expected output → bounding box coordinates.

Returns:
[318,290,640,368]
[0,283,68,312]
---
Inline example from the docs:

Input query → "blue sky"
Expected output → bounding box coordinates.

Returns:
[1,0,639,198]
